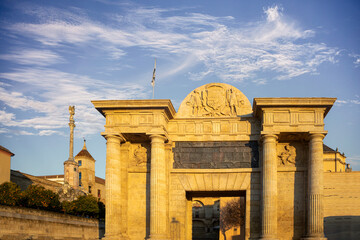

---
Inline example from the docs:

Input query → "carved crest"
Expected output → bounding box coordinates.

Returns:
[180,83,252,118]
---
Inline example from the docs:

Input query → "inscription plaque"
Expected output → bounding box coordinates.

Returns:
[173,141,259,169]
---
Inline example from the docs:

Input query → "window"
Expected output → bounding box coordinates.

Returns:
[79,172,82,186]
[98,189,101,198]
[88,186,92,193]
[78,160,82,166]
[74,167,76,171]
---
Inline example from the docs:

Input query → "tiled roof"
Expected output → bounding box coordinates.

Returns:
[0,145,14,156]
[323,144,346,157]
[38,174,64,179]
[75,140,95,161]
[95,176,105,184]
[323,144,336,152]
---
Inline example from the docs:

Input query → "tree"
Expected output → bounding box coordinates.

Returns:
[220,198,245,240]
[21,185,61,212]
[0,182,22,206]
[73,195,99,217]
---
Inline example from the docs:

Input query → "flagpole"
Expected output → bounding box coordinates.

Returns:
[151,58,156,99]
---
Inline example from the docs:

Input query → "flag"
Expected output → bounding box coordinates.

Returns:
[151,59,156,87]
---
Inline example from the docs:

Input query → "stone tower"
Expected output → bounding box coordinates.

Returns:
[63,106,79,189]
[75,139,96,194]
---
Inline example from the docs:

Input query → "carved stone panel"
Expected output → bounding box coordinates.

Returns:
[277,142,305,167]
[130,143,150,169]
[173,141,259,169]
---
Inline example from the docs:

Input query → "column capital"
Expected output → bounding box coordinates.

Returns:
[149,134,167,143]
[260,132,279,142]
[308,132,327,141]
[102,132,126,142]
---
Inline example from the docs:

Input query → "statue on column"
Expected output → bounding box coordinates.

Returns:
[69,106,75,121]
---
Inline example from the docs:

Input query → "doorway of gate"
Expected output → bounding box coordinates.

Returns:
[187,191,246,240]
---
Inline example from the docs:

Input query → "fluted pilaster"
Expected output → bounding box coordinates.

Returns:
[303,133,327,240]
[149,134,169,240]
[260,134,278,240]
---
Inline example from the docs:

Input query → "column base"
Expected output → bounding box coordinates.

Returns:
[301,238,327,240]
[147,234,169,240]
[102,234,129,240]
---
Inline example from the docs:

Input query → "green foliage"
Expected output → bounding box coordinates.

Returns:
[0,182,22,206]
[72,195,99,217]
[62,200,76,215]
[0,182,104,219]
[21,185,61,212]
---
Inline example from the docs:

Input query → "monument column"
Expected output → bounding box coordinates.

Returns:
[149,134,169,240]
[103,134,128,240]
[64,106,78,189]
[260,134,278,240]
[304,133,327,240]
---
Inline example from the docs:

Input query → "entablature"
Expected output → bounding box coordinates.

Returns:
[92,100,175,141]
[253,98,336,133]
[168,116,260,141]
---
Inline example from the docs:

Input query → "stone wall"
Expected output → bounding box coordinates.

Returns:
[277,170,306,240]
[323,172,360,240]
[0,205,104,240]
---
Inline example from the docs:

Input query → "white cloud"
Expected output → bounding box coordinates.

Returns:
[39,130,62,136]
[349,53,360,67]
[335,97,360,106]
[0,68,147,136]
[0,4,342,137]
[4,5,338,82]
[0,110,15,124]
[0,49,64,66]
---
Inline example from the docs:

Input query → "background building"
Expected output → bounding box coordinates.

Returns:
[0,145,14,184]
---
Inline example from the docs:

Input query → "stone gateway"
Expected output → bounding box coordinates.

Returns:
[92,83,341,240]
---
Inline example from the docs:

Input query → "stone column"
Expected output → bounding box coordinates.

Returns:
[304,133,327,240]
[260,134,278,240]
[103,134,128,240]
[149,134,169,240]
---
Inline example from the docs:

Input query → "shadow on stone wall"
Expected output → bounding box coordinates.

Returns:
[293,171,306,239]
[324,216,360,240]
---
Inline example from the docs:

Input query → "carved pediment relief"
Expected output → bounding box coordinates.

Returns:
[177,83,253,118]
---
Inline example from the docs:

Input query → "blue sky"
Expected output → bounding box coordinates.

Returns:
[0,0,359,178]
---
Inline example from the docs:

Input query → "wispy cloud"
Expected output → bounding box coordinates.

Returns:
[0,4,342,137]
[0,49,64,66]
[335,96,360,106]
[349,53,360,67]
[0,67,147,136]
[4,5,338,81]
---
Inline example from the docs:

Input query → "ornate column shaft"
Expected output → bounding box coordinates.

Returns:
[149,134,169,240]
[104,134,127,240]
[305,133,327,240]
[260,134,278,240]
